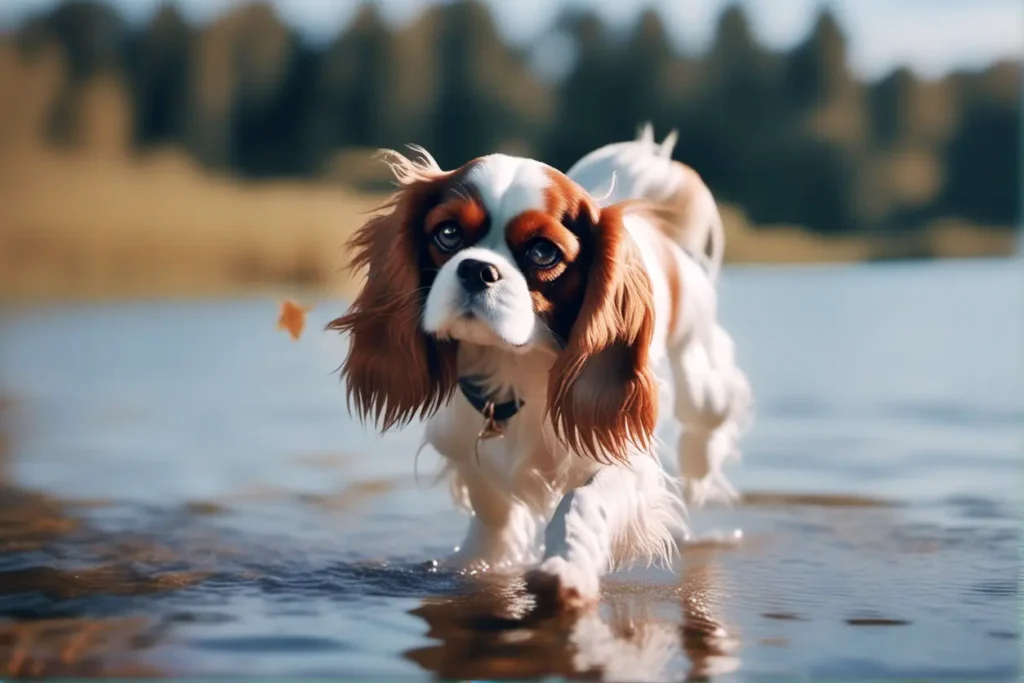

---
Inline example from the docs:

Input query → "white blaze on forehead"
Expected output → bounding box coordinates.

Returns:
[465,154,551,250]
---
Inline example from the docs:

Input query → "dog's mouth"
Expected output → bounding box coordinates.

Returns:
[444,306,530,351]
[457,296,498,325]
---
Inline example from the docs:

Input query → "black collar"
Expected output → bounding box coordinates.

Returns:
[458,376,525,423]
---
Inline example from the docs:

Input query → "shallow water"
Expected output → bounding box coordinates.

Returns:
[0,259,1020,679]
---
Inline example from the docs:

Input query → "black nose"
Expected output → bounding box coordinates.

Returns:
[456,258,502,293]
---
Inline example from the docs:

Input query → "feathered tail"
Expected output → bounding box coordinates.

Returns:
[568,123,726,283]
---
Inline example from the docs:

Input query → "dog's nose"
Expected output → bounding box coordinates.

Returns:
[456,258,502,293]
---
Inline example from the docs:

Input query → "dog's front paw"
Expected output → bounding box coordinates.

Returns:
[436,546,493,575]
[524,557,600,613]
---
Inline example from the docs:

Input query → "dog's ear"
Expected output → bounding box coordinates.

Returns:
[547,204,658,463]
[327,150,458,432]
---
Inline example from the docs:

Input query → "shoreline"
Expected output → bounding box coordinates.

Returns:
[3,255,1019,312]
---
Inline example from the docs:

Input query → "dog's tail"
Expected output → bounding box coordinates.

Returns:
[567,123,725,282]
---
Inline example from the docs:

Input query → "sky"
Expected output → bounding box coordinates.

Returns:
[1,0,1021,80]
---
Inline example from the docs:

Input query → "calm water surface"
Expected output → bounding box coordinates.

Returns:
[0,259,1020,679]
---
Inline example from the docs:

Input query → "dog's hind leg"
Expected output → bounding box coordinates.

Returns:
[668,323,752,506]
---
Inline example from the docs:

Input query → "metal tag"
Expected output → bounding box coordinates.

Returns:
[473,401,505,464]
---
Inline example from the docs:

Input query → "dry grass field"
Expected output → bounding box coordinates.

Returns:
[0,147,381,303]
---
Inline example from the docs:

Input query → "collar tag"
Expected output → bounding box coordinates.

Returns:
[474,401,507,464]
[459,377,524,465]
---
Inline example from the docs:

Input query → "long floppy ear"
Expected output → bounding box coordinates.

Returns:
[547,204,659,464]
[327,149,458,432]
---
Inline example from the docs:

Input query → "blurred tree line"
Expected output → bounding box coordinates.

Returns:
[4,0,1020,236]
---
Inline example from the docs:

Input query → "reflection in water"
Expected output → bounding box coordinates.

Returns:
[0,478,175,676]
[0,565,209,602]
[0,487,173,676]
[404,546,740,681]
[0,617,163,678]
[0,487,81,554]
[0,400,164,676]
[678,549,741,681]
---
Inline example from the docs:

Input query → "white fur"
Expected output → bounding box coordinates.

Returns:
[567,123,726,282]
[400,136,751,607]
[465,154,550,231]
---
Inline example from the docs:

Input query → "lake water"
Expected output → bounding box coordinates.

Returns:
[0,259,1020,679]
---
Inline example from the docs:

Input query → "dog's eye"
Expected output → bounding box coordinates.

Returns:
[525,239,561,269]
[432,222,463,252]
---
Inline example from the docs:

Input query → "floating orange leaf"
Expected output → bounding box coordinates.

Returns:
[277,299,310,341]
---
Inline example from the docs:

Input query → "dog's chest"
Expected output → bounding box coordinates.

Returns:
[462,397,554,473]
[427,392,585,502]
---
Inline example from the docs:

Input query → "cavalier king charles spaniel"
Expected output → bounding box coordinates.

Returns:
[329,124,752,610]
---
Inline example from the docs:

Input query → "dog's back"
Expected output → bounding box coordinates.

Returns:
[567,123,724,283]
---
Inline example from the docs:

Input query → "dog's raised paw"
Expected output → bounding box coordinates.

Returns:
[524,557,599,613]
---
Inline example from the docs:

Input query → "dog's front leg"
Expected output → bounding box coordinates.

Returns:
[445,463,539,571]
[426,407,539,572]
[526,455,683,610]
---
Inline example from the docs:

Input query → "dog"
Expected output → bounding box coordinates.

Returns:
[329,125,752,609]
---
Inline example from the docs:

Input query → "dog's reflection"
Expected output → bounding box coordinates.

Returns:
[404,544,740,681]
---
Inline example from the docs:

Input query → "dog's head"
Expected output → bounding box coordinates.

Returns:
[329,148,657,461]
